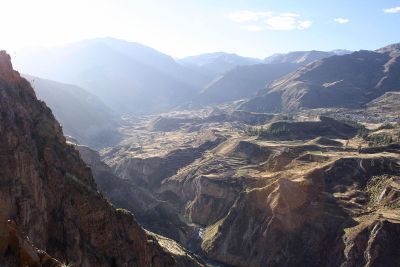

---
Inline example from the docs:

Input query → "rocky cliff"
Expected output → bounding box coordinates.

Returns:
[0,51,202,266]
[74,143,197,247]
[200,154,400,267]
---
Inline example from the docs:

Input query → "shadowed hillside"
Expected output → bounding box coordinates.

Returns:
[25,74,121,148]
[197,63,299,105]
[194,50,351,106]
[264,50,350,64]
[241,44,400,112]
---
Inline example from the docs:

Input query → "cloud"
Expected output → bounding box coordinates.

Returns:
[265,16,312,30]
[279,13,300,17]
[228,11,272,22]
[334,18,350,24]
[228,10,312,31]
[240,25,264,32]
[384,6,400,13]
[298,20,313,29]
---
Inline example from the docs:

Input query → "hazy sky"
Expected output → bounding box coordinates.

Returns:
[1,0,400,58]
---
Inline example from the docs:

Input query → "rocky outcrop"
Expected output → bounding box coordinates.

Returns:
[0,51,202,266]
[342,217,400,267]
[0,201,62,267]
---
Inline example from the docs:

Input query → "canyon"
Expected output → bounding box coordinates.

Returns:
[94,108,400,267]
[1,40,400,267]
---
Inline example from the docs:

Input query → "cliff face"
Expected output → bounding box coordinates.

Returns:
[74,144,197,247]
[201,157,400,267]
[0,201,63,267]
[0,51,201,266]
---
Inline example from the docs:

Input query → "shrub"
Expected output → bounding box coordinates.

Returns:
[376,123,395,130]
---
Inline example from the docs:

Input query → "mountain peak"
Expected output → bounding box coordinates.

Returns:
[263,50,349,65]
[178,52,262,75]
[0,50,13,76]
[376,43,400,54]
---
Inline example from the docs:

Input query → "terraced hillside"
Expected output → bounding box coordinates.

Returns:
[99,108,400,267]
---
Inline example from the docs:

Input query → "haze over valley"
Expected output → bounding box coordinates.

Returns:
[1,1,400,266]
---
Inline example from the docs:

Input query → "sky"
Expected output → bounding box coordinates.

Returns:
[0,0,400,58]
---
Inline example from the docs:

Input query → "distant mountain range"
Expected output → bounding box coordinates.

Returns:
[14,38,209,114]
[178,52,262,76]
[264,50,351,65]
[15,38,398,117]
[240,44,400,112]
[195,50,351,105]
[196,63,299,105]
[25,74,120,148]
[21,39,350,114]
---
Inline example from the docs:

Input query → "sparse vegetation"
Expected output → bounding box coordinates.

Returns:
[265,124,290,137]
[365,175,400,209]
[337,118,369,138]
[116,208,130,215]
[236,169,248,177]
[365,134,394,147]
[376,123,396,130]
[362,125,400,147]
